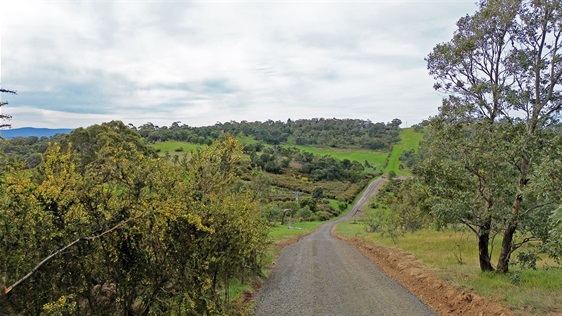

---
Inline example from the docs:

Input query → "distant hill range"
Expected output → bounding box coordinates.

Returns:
[0,127,73,139]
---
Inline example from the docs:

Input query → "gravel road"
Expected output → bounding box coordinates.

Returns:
[253,178,436,316]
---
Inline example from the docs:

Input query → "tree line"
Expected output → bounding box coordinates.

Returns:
[1,117,403,170]
[136,117,402,150]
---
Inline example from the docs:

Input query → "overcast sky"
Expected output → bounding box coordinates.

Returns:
[1,1,476,129]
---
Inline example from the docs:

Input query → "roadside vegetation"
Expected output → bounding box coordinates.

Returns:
[336,221,562,314]
[422,0,562,274]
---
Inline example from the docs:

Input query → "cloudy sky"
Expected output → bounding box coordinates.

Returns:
[1,1,476,129]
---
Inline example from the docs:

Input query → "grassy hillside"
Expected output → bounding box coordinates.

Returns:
[384,127,424,176]
[151,128,424,175]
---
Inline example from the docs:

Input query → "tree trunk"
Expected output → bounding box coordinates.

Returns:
[478,218,494,271]
[497,193,522,273]
[497,156,528,274]
[497,221,517,273]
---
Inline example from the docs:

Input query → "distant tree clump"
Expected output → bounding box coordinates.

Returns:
[365,178,431,238]
[0,135,65,168]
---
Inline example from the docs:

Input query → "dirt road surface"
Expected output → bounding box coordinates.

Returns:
[253,178,436,316]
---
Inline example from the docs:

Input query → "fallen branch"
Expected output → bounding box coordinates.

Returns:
[3,214,141,295]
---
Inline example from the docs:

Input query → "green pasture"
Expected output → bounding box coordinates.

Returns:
[384,128,424,176]
[152,139,391,173]
[292,145,388,171]
[268,221,323,242]
[151,141,204,156]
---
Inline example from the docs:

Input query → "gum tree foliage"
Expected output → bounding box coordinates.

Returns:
[0,121,268,314]
[366,179,432,238]
[424,0,562,272]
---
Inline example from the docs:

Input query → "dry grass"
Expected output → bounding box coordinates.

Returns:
[335,222,562,315]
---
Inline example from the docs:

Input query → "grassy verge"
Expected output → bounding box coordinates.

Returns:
[268,221,323,242]
[335,222,562,315]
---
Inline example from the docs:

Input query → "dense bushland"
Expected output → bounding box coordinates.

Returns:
[0,121,268,315]
[0,134,66,168]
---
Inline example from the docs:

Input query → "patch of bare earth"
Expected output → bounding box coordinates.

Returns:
[335,233,513,316]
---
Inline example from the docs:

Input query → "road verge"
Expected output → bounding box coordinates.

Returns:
[333,232,513,316]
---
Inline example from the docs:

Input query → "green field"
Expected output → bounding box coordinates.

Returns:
[241,134,390,172]
[292,145,388,171]
[151,141,204,156]
[335,222,562,314]
[384,128,424,176]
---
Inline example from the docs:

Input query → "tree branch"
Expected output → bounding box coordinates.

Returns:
[512,236,540,252]
[0,89,17,95]
[2,214,142,295]
[460,218,479,235]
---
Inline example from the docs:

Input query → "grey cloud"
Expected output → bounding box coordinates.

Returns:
[2,1,476,128]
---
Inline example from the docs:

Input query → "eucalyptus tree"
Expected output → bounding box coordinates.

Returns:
[425,0,562,272]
